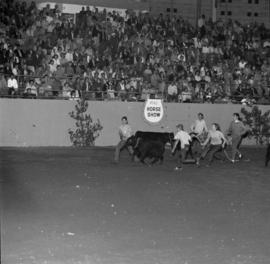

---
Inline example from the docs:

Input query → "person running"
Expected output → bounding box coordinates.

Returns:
[227,113,248,163]
[171,124,192,170]
[190,113,208,142]
[197,123,227,167]
[114,116,133,163]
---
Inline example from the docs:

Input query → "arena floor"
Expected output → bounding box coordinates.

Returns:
[1,147,270,264]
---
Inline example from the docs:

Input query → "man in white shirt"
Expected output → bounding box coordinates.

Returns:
[65,49,74,62]
[7,75,18,95]
[190,113,208,142]
[114,116,134,163]
[171,124,192,170]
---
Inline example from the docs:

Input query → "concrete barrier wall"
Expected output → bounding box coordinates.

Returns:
[0,99,269,147]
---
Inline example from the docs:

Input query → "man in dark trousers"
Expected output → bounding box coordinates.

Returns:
[227,113,248,163]
[114,116,133,163]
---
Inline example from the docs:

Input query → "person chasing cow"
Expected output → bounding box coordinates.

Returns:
[171,124,193,171]
[226,113,249,163]
[190,112,208,143]
[196,123,228,167]
[114,116,134,163]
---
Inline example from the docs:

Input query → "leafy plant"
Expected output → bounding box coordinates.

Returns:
[241,106,270,145]
[68,99,103,147]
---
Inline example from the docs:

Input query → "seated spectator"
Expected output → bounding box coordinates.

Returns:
[107,81,116,100]
[62,82,73,98]
[48,59,57,74]
[54,64,65,82]
[39,75,53,97]
[70,89,80,100]
[23,80,38,97]
[181,88,192,103]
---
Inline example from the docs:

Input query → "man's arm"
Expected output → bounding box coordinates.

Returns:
[172,139,180,153]
[190,121,196,132]
[119,128,123,140]
[227,121,232,136]
[220,132,227,148]
[202,133,210,147]
[240,121,248,136]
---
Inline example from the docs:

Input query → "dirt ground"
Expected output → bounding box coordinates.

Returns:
[1,147,270,264]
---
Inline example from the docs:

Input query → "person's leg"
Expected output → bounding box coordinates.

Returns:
[196,144,209,166]
[236,137,243,158]
[201,144,211,159]
[175,147,187,170]
[207,145,222,165]
[231,136,241,162]
[114,140,127,162]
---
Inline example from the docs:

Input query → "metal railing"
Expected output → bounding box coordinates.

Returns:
[1,73,270,104]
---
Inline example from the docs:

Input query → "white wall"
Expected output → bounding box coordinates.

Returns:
[1,99,268,147]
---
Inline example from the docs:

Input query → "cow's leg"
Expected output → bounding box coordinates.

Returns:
[131,149,140,162]
[159,155,164,165]
[150,157,159,165]
[139,151,147,165]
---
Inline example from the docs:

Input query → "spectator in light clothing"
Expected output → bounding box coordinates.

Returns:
[190,113,208,141]
[171,124,192,171]
[167,81,178,102]
[197,123,227,167]
[227,113,248,163]
[7,75,18,95]
[114,116,134,163]
[24,80,38,97]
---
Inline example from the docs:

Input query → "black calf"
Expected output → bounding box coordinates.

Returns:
[126,136,165,165]
[134,131,174,147]
[136,140,165,165]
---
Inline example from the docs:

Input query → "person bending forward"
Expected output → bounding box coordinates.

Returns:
[171,124,192,170]
[197,123,227,167]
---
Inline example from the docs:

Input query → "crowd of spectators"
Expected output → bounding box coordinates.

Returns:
[1,0,270,104]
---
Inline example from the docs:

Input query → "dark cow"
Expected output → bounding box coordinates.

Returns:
[126,131,174,165]
[135,139,165,165]
[133,131,174,147]
[266,143,270,167]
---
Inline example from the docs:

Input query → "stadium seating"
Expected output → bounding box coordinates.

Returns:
[0,0,270,104]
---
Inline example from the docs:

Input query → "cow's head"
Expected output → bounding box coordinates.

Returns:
[165,132,175,149]
[126,135,142,150]
[126,135,136,146]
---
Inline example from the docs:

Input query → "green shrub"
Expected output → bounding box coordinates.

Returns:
[241,106,270,145]
[68,99,103,147]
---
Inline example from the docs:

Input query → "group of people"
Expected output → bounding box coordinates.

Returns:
[114,112,248,170]
[1,0,270,104]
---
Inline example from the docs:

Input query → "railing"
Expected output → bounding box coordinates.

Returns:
[1,73,270,104]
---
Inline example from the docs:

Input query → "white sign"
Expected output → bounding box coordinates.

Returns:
[143,99,164,124]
